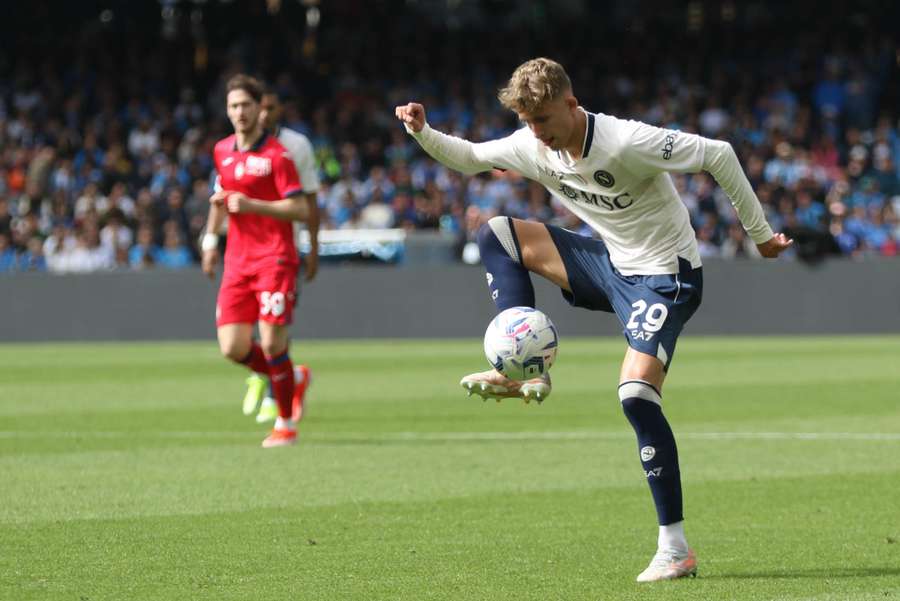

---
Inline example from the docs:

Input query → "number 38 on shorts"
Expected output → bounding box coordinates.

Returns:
[215,264,300,327]
[260,291,286,317]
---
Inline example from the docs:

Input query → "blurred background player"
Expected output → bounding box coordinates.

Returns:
[202,74,311,448]
[395,58,792,581]
[242,88,321,424]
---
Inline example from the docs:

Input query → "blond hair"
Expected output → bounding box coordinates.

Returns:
[498,58,572,113]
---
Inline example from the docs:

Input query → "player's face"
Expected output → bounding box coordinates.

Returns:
[259,94,282,131]
[226,89,261,135]
[517,94,578,151]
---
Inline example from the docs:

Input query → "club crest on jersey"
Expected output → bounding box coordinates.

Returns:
[245,155,272,176]
[593,170,615,188]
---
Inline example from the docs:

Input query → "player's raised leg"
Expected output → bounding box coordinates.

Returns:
[619,349,696,582]
[460,217,562,401]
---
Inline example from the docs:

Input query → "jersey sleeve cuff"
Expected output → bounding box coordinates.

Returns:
[748,224,775,245]
[405,122,430,138]
[282,187,304,198]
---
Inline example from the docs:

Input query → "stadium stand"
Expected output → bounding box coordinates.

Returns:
[0,0,897,273]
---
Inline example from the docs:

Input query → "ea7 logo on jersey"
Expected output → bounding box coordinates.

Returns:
[245,155,272,176]
[661,132,677,160]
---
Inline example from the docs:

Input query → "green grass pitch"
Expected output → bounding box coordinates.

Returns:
[2,336,899,601]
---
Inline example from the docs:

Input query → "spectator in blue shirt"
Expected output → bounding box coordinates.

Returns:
[830,217,859,255]
[155,221,192,269]
[795,190,826,229]
[129,224,160,269]
[0,233,17,273]
[17,236,47,272]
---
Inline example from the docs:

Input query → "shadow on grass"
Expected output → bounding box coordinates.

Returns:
[705,566,900,579]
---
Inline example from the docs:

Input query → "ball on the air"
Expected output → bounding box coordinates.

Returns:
[483,307,559,381]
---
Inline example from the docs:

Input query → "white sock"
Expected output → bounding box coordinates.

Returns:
[274,417,296,431]
[658,521,689,554]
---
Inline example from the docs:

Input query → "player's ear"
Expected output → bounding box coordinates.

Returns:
[565,95,578,111]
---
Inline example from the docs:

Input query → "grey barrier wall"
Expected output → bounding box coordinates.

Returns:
[1,259,898,341]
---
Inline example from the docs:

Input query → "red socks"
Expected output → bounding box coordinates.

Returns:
[238,342,269,375]
[265,351,295,419]
[237,343,295,421]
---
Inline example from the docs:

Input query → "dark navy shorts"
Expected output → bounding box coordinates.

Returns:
[546,224,703,370]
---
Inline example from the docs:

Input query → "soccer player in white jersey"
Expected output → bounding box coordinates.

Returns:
[240,89,321,424]
[395,58,792,582]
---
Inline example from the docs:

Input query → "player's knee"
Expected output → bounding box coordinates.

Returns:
[478,216,521,263]
[476,221,495,249]
[618,380,662,410]
[259,339,286,358]
[219,338,249,362]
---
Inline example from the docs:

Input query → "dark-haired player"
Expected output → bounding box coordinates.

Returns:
[202,74,310,448]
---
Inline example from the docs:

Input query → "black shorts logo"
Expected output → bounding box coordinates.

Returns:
[593,170,615,188]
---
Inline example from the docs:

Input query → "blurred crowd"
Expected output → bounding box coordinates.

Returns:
[1,1,898,273]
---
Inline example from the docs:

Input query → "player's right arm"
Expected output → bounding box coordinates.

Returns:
[201,190,228,280]
[302,192,319,281]
[394,102,532,176]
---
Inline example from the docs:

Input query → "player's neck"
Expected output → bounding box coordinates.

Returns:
[235,126,264,151]
[564,109,588,160]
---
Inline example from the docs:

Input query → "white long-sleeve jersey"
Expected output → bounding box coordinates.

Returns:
[407,109,773,275]
[275,127,320,250]
[276,127,320,194]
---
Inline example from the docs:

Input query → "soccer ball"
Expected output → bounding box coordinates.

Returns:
[483,307,559,381]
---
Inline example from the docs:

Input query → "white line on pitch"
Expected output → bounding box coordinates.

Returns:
[0,431,899,441]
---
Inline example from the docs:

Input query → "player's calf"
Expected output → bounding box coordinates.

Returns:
[620,380,692,572]
[619,380,684,527]
[478,216,535,310]
[235,341,270,375]
[265,351,295,419]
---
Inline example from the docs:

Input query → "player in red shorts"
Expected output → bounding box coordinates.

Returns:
[201,74,311,448]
